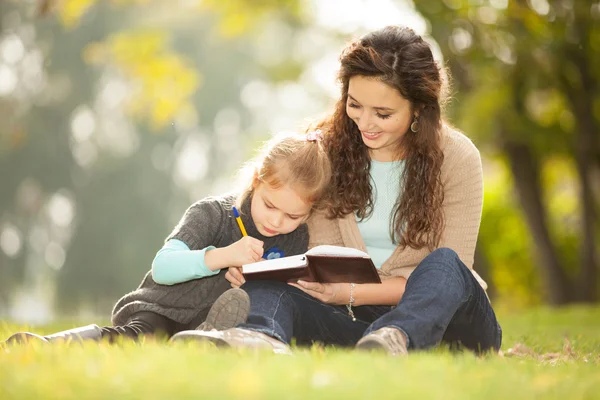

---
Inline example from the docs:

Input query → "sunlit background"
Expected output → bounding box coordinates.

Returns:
[0,0,598,323]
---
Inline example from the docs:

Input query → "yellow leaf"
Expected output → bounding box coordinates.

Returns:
[85,30,201,129]
[57,0,98,28]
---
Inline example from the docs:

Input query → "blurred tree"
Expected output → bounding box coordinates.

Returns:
[0,0,307,317]
[5,0,596,317]
[415,0,599,304]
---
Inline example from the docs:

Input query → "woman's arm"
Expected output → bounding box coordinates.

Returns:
[289,277,406,306]
[438,133,484,270]
[435,132,488,289]
[352,277,406,306]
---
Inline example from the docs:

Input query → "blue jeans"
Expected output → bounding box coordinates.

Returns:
[239,248,502,353]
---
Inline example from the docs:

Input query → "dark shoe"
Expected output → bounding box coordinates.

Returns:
[170,328,292,355]
[356,327,408,356]
[3,332,49,345]
[2,324,103,346]
[196,288,250,331]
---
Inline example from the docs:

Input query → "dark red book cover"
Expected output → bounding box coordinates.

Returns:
[243,246,381,284]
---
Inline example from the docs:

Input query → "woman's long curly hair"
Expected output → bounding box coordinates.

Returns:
[319,26,447,250]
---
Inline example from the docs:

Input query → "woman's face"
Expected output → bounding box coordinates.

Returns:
[345,75,413,162]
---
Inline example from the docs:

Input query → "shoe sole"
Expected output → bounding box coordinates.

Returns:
[169,330,231,347]
[202,288,250,331]
[356,337,388,352]
[356,334,408,356]
[169,330,292,355]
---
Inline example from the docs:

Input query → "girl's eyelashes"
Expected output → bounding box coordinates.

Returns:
[265,198,302,220]
[348,102,360,109]
[377,113,391,119]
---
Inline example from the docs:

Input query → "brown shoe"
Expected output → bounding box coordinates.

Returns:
[355,327,408,356]
[170,328,291,355]
[196,288,250,331]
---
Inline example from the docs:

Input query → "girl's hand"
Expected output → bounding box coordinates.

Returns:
[288,280,349,305]
[225,267,246,288]
[226,236,264,267]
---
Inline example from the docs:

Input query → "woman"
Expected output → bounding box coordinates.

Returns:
[172,25,501,355]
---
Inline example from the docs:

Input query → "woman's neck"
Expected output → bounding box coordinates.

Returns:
[368,147,405,162]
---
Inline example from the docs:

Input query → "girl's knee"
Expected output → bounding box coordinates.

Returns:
[241,280,290,296]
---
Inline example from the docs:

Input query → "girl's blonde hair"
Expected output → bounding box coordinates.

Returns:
[239,131,332,209]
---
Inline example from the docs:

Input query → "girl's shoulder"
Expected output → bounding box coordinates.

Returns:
[184,194,238,219]
[193,193,236,207]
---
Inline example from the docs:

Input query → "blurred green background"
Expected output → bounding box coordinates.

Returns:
[0,0,598,323]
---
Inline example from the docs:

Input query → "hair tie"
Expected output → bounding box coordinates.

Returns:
[306,129,323,142]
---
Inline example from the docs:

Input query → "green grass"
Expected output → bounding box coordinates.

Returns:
[1,306,600,400]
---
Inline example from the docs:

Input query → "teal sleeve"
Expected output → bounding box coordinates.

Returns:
[151,239,219,285]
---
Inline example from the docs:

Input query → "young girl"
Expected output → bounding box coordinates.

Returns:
[2,131,331,345]
[175,26,502,356]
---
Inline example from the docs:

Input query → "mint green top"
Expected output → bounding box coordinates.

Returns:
[356,160,405,269]
[152,239,218,285]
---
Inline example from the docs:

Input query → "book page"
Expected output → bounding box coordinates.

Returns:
[242,254,307,274]
[306,245,370,258]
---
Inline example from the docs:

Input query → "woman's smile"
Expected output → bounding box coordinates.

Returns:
[361,131,383,140]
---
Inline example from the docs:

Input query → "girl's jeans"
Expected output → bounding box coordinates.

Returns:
[239,248,502,353]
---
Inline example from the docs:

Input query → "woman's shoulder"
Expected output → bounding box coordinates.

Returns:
[307,209,345,249]
[307,209,336,228]
[439,125,481,161]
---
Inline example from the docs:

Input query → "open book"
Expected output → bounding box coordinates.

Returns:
[242,245,381,284]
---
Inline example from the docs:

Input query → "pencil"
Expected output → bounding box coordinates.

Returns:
[232,206,248,237]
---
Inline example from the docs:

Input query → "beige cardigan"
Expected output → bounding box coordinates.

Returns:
[307,127,487,290]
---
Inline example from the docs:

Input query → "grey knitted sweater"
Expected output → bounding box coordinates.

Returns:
[111,194,308,326]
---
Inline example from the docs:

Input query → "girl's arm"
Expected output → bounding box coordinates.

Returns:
[153,237,264,285]
[153,198,263,285]
[152,199,227,285]
[151,239,218,285]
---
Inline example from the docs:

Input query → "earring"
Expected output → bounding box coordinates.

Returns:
[410,117,419,133]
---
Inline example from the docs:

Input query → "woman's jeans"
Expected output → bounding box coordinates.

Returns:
[239,248,502,353]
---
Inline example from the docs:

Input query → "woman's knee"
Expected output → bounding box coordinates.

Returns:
[419,248,467,273]
[426,247,459,263]
[411,248,471,288]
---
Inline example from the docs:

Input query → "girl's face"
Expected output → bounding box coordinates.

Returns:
[345,75,414,162]
[250,180,312,237]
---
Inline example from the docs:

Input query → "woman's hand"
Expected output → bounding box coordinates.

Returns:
[288,280,349,305]
[225,267,246,288]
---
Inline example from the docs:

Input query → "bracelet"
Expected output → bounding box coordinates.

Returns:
[346,283,356,322]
